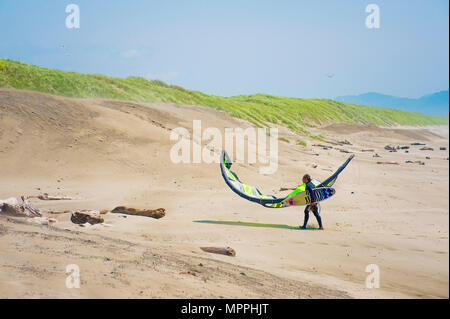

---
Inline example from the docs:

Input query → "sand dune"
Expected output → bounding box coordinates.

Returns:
[0,88,448,298]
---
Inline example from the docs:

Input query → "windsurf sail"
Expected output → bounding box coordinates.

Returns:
[316,154,355,187]
[220,150,283,205]
[220,150,354,208]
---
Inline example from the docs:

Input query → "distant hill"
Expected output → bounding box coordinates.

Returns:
[0,59,448,136]
[335,91,449,116]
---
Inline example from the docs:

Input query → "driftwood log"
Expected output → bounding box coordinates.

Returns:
[325,140,351,146]
[33,193,73,201]
[385,145,398,152]
[28,216,57,225]
[200,246,236,257]
[110,206,165,219]
[279,187,295,191]
[71,210,104,225]
[336,148,352,154]
[312,144,333,150]
[0,196,41,217]
[338,140,352,145]
[376,161,399,165]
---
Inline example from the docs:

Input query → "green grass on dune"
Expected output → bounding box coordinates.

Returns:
[1,59,447,134]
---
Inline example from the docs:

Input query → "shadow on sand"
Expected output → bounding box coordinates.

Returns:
[193,220,318,230]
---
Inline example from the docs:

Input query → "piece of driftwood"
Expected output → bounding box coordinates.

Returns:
[28,216,57,225]
[0,197,18,206]
[280,187,297,191]
[384,145,398,152]
[71,210,104,225]
[406,160,425,165]
[325,140,351,146]
[420,147,434,151]
[376,161,399,165]
[338,140,352,145]
[312,144,332,150]
[78,222,112,228]
[0,196,41,217]
[440,147,447,151]
[361,149,375,152]
[200,246,236,257]
[411,142,426,146]
[46,210,71,215]
[110,206,165,219]
[33,193,73,201]
[336,148,352,153]
[180,270,199,277]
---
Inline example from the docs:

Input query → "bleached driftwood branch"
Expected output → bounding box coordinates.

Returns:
[200,246,236,257]
[110,206,165,219]
[0,196,41,217]
[376,161,399,165]
[28,193,74,201]
[70,210,104,225]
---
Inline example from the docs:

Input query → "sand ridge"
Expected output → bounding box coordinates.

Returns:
[0,88,448,298]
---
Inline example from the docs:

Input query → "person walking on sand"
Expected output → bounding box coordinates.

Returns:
[300,174,324,230]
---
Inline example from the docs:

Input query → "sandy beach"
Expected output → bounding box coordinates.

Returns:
[0,88,448,298]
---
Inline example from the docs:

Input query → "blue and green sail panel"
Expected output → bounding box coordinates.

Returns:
[220,150,279,204]
[316,154,355,187]
[220,150,354,208]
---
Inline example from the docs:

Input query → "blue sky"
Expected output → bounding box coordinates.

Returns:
[1,0,448,99]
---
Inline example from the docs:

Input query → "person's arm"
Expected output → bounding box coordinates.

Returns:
[306,183,316,205]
